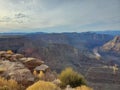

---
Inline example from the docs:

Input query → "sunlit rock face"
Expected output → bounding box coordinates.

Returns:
[102,36,120,52]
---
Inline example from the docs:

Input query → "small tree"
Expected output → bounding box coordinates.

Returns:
[59,67,86,88]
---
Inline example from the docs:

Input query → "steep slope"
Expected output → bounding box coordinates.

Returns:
[19,43,105,74]
[102,36,120,53]
[0,33,119,90]
[98,36,120,66]
[26,32,113,50]
[0,32,113,73]
[0,32,113,53]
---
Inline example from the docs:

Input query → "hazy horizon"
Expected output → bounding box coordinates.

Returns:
[0,30,120,34]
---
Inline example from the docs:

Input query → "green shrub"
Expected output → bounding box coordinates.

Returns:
[59,67,86,88]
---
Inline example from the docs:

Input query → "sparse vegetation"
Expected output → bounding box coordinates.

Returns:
[38,71,45,80]
[33,70,37,77]
[0,77,24,90]
[6,50,13,54]
[26,80,60,90]
[0,51,93,90]
[59,67,86,88]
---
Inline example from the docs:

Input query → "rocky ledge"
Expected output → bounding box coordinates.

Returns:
[0,50,48,86]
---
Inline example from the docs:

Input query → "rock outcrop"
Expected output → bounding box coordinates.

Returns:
[102,36,120,52]
[19,57,44,71]
[0,60,34,85]
[0,51,48,86]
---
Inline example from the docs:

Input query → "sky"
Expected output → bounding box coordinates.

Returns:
[0,0,120,33]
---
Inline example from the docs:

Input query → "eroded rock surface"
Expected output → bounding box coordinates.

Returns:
[0,51,47,86]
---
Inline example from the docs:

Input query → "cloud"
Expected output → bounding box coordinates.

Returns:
[15,13,28,18]
[0,13,29,24]
[0,16,11,22]
[0,0,120,32]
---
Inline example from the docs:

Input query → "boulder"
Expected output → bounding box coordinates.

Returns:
[0,51,6,57]
[19,57,44,71]
[0,51,12,60]
[34,64,49,72]
[52,79,61,86]
[0,51,48,86]
[0,60,34,86]
[10,54,24,61]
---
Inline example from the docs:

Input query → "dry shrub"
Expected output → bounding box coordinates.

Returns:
[26,80,60,90]
[6,50,13,54]
[33,70,37,77]
[0,77,24,90]
[38,71,45,80]
[59,67,86,88]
